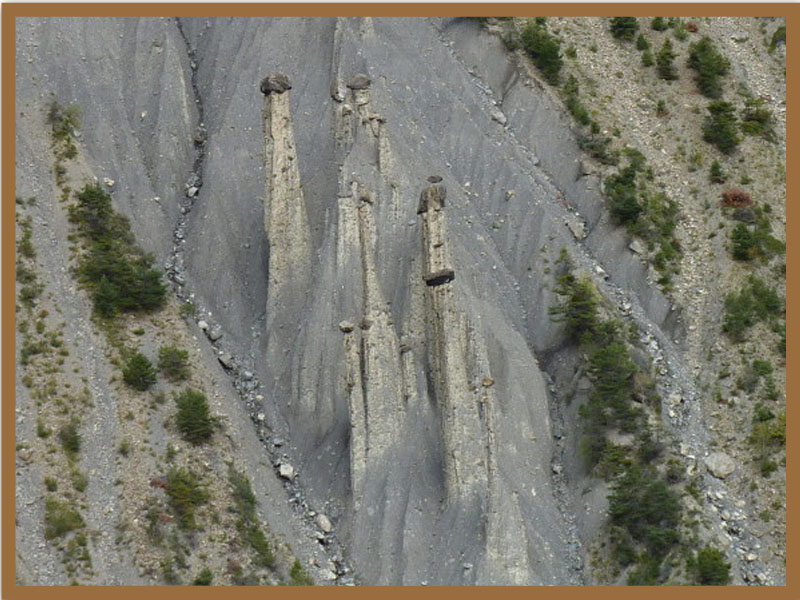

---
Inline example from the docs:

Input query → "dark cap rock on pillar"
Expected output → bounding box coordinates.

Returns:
[347,73,372,90]
[260,73,292,95]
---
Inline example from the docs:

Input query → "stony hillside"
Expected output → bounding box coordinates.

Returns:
[14,16,785,587]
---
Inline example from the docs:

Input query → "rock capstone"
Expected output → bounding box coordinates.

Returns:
[260,73,292,95]
[347,73,371,90]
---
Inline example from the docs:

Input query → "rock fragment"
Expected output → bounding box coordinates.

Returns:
[704,452,736,479]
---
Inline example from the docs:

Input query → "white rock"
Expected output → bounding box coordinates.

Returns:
[103,177,115,188]
[279,463,295,480]
[315,513,333,533]
[629,239,646,255]
[704,452,737,479]
[197,320,209,330]
[489,107,507,126]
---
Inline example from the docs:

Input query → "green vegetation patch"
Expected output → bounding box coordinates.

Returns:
[158,345,190,382]
[656,38,678,80]
[175,388,215,445]
[609,17,639,41]
[290,560,314,586]
[69,183,166,319]
[166,467,209,530]
[687,37,730,98]
[703,101,740,154]
[740,97,777,143]
[521,18,563,85]
[122,352,157,391]
[229,467,276,568]
[44,497,85,539]
[722,276,782,342]
[688,547,731,585]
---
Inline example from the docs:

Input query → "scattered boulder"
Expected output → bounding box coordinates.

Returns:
[315,513,333,533]
[565,218,586,240]
[18,448,33,462]
[347,73,371,90]
[338,320,355,333]
[481,376,494,387]
[732,207,756,223]
[490,107,507,126]
[279,463,296,480]
[208,326,223,342]
[704,452,736,479]
[260,73,292,95]
[218,352,234,369]
[103,177,115,188]
[427,175,443,183]
[197,320,209,331]
[628,239,646,255]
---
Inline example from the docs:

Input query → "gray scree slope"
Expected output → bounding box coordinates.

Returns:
[16,16,687,585]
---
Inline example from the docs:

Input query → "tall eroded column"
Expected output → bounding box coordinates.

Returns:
[261,73,312,327]
[419,181,488,500]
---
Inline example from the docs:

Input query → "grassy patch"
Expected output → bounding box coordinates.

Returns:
[44,497,84,539]
[166,467,209,531]
[290,560,314,586]
[158,345,190,382]
[722,276,782,342]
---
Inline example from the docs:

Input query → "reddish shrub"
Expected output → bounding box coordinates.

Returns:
[686,21,699,33]
[721,188,752,207]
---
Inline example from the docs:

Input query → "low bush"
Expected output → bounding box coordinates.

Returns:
[122,352,157,391]
[722,276,782,342]
[563,76,592,126]
[194,568,213,586]
[59,419,82,456]
[610,17,638,41]
[768,26,786,53]
[608,464,681,557]
[703,101,740,154]
[636,34,650,51]
[656,39,678,80]
[44,497,84,539]
[158,346,190,382]
[721,187,751,207]
[548,273,599,342]
[290,560,314,586]
[166,467,209,530]
[709,160,726,184]
[577,134,619,165]
[521,19,562,85]
[175,388,214,445]
[689,547,731,585]
[740,97,777,142]
[604,150,646,224]
[228,467,276,568]
[70,184,166,318]
[687,37,730,98]
[651,17,668,31]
